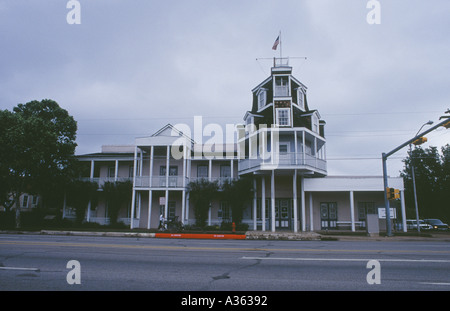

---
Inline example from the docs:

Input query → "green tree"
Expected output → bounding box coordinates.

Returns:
[66,180,98,225]
[0,99,77,227]
[102,180,132,226]
[401,144,450,222]
[187,179,219,228]
[220,176,254,225]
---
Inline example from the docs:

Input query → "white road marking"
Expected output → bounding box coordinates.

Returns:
[0,266,40,272]
[420,282,450,286]
[241,256,450,263]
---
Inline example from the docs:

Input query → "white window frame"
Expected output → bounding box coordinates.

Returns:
[258,90,266,109]
[22,195,29,208]
[312,113,319,133]
[297,89,305,110]
[274,76,290,97]
[279,142,289,154]
[276,108,291,126]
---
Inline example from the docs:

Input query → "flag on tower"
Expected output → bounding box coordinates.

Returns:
[272,35,280,50]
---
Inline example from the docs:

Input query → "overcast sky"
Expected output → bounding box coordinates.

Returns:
[1,0,449,177]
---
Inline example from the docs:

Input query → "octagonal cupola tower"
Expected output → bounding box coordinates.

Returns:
[239,57,327,177]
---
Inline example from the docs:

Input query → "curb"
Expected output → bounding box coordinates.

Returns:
[155,233,246,240]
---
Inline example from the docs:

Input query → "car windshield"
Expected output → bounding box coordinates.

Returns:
[427,219,444,225]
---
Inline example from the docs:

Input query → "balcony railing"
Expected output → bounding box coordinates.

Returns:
[80,177,132,188]
[134,176,189,188]
[188,177,237,187]
[238,152,327,174]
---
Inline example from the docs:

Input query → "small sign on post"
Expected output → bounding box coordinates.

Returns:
[378,207,396,219]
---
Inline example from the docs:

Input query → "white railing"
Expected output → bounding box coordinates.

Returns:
[188,177,237,187]
[238,152,327,173]
[134,176,188,188]
[80,177,132,188]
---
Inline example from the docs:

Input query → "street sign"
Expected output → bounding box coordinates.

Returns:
[159,197,166,205]
[378,207,396,219]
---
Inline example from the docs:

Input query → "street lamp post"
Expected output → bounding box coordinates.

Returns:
[409,121,433,233]
[382,114,449,237]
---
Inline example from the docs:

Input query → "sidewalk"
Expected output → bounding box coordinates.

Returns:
[3,229,449,241]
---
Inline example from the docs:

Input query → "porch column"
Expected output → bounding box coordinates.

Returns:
[130,146,138,229]
[90,160,95,180]
[309,192,314,231]
[165,146,170,219]
[253,177,257,231]
[182,190,186,226]
[294,131,298,165]
[164,189,169,221]
[293,170,298,232]
[350,191,355,232]
[302,131,306,165]
[114,160,119,182]
[165,146,170,189]
[182,145,187,224]
[147,190,152,229]
[149,146,154,187]
[208,159,212,181]
[186,192,190,225]
[87,201,91,223]
[271,170,276,232]
[400,190,407,232]
[261,176,266,232]
[208,204,212,226]
[230,159,234,179]
[300,176,306,231]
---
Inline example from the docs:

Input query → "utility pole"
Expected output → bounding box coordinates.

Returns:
[382,113,450,236]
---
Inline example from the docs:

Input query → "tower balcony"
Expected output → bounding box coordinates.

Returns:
[238,152,327,177]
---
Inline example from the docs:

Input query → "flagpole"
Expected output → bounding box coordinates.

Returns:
[279,31,282,59]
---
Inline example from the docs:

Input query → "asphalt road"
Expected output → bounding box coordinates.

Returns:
[1,233,449,293]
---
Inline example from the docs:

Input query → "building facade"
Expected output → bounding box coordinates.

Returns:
[71,58,406,232]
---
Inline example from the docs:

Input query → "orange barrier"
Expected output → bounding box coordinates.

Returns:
[155,233,246,240]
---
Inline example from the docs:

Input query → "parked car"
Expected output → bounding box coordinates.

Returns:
[406,219,433,231]
[423,219,449,231]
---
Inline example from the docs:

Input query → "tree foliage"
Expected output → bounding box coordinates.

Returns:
[0,99,77,227]
[187,178,219,228]
[220,176,254,224]
[66,180,98,224]
[401,144,450,222]
[102,180,133,225]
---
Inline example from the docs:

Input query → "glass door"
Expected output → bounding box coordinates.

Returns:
[320,202,337,229]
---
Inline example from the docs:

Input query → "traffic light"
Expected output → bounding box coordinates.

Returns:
[412,136,427,146]
[386,187,400,200]
[393,188,400,199]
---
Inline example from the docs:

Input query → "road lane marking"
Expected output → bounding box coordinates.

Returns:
[1,240,450,255]
[0,266,40,272]
[420,282,450,286]
[241,256,450,263]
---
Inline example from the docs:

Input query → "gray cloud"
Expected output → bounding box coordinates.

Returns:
[1,0,448,177]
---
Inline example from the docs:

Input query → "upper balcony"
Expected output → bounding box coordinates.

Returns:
[238,152,327,177]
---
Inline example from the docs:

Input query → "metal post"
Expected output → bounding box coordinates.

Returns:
[382,153,392,236]
[410,145,420,233]
[381,117,448,237]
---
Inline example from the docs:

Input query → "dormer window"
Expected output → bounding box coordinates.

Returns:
[297,89,305,110]
[258,90,266,109]
[312,113,319,133]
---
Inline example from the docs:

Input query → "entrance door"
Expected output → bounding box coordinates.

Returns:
[275,199,291,229]
[320,202,337,229]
